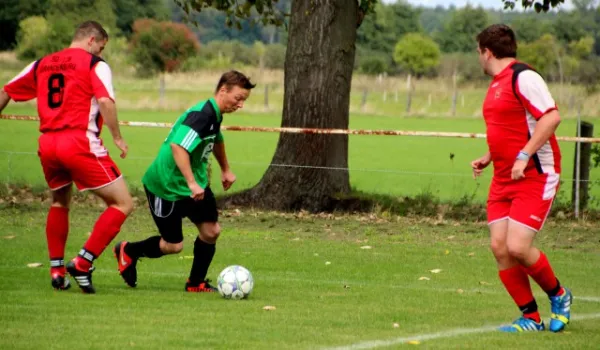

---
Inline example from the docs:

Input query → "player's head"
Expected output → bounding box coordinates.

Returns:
[476,24,517,76]
[72,21,109,56]
[214,70,256,113]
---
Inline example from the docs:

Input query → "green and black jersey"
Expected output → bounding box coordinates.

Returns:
[142,98,224,201]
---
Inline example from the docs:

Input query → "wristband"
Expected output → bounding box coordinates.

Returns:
[516,150,530,161]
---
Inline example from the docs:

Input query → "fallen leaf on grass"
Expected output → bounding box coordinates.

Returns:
[418,277,430,281]
[429,269,442,274]
[393,323,400,328]
[263,305,276,311]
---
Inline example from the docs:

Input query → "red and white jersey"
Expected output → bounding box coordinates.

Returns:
[483,61,561,182]
[3,48,115,155]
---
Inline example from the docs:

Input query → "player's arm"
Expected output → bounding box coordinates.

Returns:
[171,143,197,185]
[213,133,230,172]
[213,133,236,190]
[91,61,128,158]
[170,111,210,199]
[1,60,39,113]
[0,89,10,113]
[521,110,560,157]
[516,71,561,157]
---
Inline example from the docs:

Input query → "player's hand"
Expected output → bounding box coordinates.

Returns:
[511,159,527,180]
[188,182,205,201]
[471,153,492,179]
[114,137,128,159]
[221,170,236,191]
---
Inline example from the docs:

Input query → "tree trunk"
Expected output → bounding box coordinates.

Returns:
[226,0,357,212]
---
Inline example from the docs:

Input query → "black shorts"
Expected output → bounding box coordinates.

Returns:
[144,186,219,244]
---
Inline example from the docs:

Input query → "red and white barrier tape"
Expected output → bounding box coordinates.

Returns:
[2,114,599,143]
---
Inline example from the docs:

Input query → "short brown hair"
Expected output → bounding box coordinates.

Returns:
[73,21,109,41]
[476,24,517,59]
[215,70,256,93]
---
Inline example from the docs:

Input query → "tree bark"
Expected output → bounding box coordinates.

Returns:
[226,0,357,212]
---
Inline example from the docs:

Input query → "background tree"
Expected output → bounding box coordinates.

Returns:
[113,0,170,37]
[435,5,490,53]
[393,33,440,113]
[129,19,200,104]
[0,0,49,50]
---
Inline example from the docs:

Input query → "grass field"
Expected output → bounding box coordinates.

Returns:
[1,104,600,207]
[0,205,599,349]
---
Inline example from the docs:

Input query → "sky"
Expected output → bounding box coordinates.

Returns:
[381,0,574,11]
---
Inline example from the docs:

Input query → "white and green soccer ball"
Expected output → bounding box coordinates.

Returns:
[217,265,254,300]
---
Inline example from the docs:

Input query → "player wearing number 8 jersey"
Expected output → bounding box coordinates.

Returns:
[471,24,572,333]
[0,21,133,294]
[113,71,255,292]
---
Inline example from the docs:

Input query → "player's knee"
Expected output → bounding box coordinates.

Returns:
[162,241,183,254]
[490,239,507,257]
[112,192,134,216]
[200,223,220,243]
[506,243,528,261]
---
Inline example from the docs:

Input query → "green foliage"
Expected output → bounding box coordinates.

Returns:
[129,19,200,76]
[510,17,552,43]
[358,56,389,76]
[393,33,440,76]
[552,12,591,44]
[436,5,489,53]
[15,17,50,61]
[357,2,422,59]
[568,36,595,59]
[502,0,565,12]
[0,0,49,50]
[113,0,170,37]
[518,34,561,78]
[173,0,289,28]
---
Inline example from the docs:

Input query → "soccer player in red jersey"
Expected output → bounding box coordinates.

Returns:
[471,24,572,333]
[0,21,133,294]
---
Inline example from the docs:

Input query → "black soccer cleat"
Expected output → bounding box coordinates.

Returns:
[51,273,71,291]
[113,241,138,288]
[66,260,96,294]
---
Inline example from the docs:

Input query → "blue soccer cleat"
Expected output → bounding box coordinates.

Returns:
[549,288,572,332]
[498,316,545,333]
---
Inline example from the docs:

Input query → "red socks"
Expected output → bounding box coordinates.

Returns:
[75,207,127,270]
[46,206,69,276]
[523,251,563,297]
[499,265,541,323]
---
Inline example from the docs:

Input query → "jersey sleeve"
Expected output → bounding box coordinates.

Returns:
[3,60,38,102]
[171,111,210,152]
[515,70,558,120]
[216,131,224,143]
[90,61,115,101]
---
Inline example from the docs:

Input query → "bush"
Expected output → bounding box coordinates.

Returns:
[15,16,50,61]
[130,19,200,77]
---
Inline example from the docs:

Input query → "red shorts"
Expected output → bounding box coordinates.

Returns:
[487,174,560,232]
[38,130,121,191]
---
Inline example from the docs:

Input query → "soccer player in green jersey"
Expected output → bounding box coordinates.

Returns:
[113,70,255,292]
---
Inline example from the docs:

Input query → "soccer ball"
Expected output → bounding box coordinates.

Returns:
[217,265,254,300]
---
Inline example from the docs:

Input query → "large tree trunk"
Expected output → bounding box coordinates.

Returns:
[228,0,359,212]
